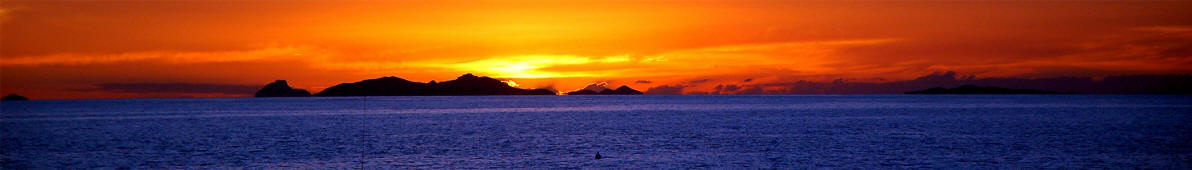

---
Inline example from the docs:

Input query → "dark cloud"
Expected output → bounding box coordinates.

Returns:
[738,87,765,94]
[710,84,767,95]
[81,83,260,95]
[644,85,686,95]
[712,84,741,94]
[736,71,1192,94]
[648,78,720,94]
[635,80,652,84]
[743,78,752,82]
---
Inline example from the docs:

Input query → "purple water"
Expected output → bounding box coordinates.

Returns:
[2,95,1191,168]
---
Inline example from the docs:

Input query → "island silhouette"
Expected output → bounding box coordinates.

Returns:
[2,94,29,101]
[255,73,639,97]
[566,85,644,95]
[255,80,313,97]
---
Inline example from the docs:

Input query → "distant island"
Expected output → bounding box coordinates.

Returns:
[2,94,29,101]
[565,85,644,95]
[255,80,313,97]
[906,85,1070,94]
[255,73,643,97]
[317,73,556,96]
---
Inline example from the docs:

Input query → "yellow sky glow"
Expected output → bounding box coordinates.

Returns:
[1,1,1191,99]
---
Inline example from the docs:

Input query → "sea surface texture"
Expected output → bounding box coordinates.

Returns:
[2,95,1190,168]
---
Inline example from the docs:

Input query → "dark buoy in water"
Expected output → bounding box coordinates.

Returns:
[595,152,602,159]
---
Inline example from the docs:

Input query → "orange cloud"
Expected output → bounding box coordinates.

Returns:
[2,1,1191,99]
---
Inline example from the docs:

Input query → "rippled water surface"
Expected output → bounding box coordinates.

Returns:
[2,95,1191,168]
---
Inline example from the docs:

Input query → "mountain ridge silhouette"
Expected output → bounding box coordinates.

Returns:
[254,80,313,97]
[259,73,558,97]
[566,85,644,95]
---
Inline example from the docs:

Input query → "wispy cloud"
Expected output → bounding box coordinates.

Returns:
[0,46,313,66]
[1133,26,1192,33]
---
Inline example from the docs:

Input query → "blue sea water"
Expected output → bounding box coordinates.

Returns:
[1,95,1190,169]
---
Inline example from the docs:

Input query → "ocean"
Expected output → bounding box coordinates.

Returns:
[2,95,1190,168]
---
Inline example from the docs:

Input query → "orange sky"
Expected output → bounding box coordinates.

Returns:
[2,0,1191,99]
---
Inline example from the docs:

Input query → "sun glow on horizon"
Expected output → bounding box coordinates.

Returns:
[502,80,519,87]
[438,54,634,78]
[1,1,1190,99]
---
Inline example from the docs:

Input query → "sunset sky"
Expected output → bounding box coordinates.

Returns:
[2,0,1191,99]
